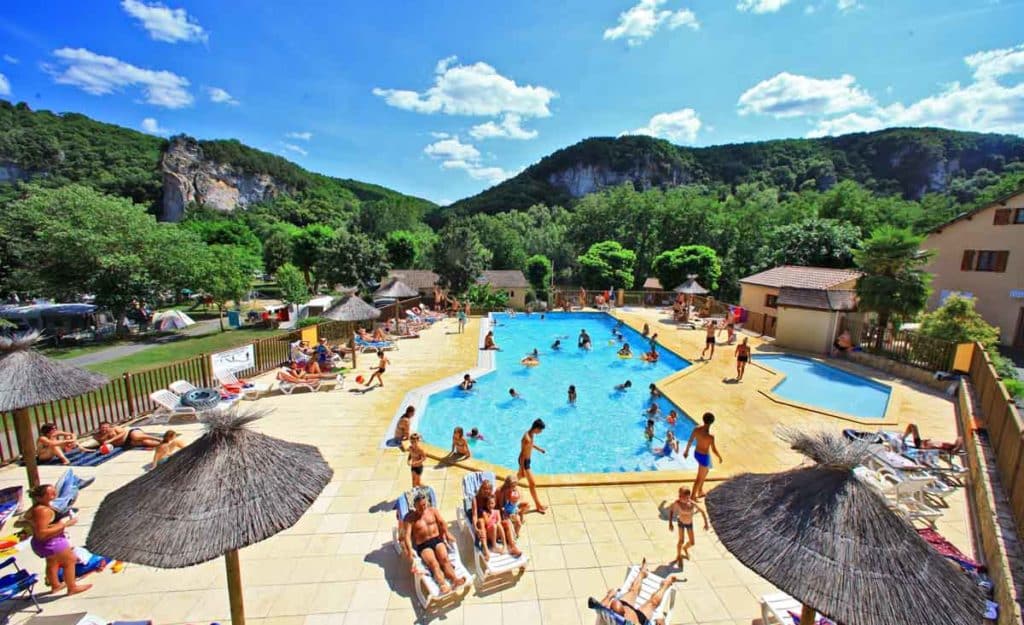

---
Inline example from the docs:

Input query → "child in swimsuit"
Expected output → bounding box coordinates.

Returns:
[644,419,655,443]
[666,410,678,426]
[151,430,184,468]
[660,431,679,456]
[498,475,526,534]
[408,434,426,487]
[449,427,471,460]
[480,494,505,561]
[468,428,485,441]
[668,487,709,566]
[568,385,577,405]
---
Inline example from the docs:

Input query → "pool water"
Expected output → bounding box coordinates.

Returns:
[754,354,891,419]
[418,312,696,474]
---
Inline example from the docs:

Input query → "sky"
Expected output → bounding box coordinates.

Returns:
[1,0,1022,205]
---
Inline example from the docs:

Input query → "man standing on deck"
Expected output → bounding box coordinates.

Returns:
[518,418,548,513]
[700,320,716,360]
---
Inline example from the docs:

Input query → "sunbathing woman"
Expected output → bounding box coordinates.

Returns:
[37,424,95,465]
[594,559,676,625]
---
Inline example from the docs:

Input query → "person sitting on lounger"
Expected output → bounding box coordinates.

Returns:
[93,423,162,449]
[472,479,522,561]
[402,492,466,594]
[277,366,310,384]
[594,559,677,625]
[151,430,184,467]
[37,424,95,465]
[901,423,964,454]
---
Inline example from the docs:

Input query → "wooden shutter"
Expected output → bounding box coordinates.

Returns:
[994,208,1011,225]
[961,250,975,271]
[995,251,1009,272]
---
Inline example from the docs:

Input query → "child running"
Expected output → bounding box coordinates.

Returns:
[683,412,723,499]
[408,433,426,487]
[667,486,709,566]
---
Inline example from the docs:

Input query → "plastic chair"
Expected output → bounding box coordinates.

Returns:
[0,557,41,617]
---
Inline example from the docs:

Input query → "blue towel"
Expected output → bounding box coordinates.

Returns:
[23,446,125,468]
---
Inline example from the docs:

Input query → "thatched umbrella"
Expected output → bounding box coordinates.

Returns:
[673,275,709,295]
[323,294,381,322]
[86,409,332,625]
[706,428,985,625]
[0,331,108,488]
[373,278,418,300]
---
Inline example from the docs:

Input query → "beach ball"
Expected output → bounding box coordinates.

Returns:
[355,375,365,384]
[99,444,111,455]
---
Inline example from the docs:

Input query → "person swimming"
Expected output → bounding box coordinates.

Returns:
[666,410,678,426]
[618,343,632,357]
[660,431,679,456]
[468,428,485,441]
[615,380,633,392]
[649,383,661,398]
[459,374,477,391]
[644,419,655,443]
[578,329,592,349]
[509,388,523,400]
[568,385,577,405]
[551,339,561,350]
[646,402,661,418]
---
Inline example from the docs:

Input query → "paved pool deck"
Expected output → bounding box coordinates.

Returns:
[0,308,971,625]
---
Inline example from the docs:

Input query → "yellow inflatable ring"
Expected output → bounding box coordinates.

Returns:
[521,358,540,367]
[618,353,633,359]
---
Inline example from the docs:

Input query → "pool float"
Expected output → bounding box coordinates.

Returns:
[608,339,617,345]
[521,358,540,367]
[617,353,633,359]
[640,353,658,362]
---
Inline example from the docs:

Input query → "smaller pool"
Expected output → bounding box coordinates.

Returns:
[754,354,891,419]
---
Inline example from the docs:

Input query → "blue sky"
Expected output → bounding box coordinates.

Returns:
[1,0,1022,205]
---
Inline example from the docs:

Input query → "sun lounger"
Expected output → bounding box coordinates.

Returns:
[854,466,941,526]
[0,487,22,532]
[355,336,398,352]
[456,471,529,584]
[149,389,197,417]
[0,557,41,617]
[588,564,677,625]
[276,377,322,394]
[391,486,474,608]
[215,370,271,400]
[760,592,833,625]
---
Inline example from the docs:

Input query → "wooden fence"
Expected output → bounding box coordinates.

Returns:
[968,343,1024,538]
[0,317,365,465]
[841,318,957,372]
[615,290,778,338]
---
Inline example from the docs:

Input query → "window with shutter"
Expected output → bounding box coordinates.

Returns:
[974,250,1008,272]
[995,251,1009,272]
[961,250,975,271]
[994,208,1011,225]
[1015,208,1024,224]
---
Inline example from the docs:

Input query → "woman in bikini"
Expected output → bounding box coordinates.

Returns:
[496,474,528,534]
[595,558,677,625]
[26,484,93,595]
[36,424,95,465]
[735,337,751,381]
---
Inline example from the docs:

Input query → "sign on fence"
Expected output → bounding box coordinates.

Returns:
[211,344,255,374]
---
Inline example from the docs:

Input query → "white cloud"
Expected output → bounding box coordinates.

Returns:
[836,0,861,12]
[737,0,791,13]
[738,72,875,117]
[120,0,206,43]
[469,114,538,140]
[2,55,18,64]
[282,143,308,157]
[47,47,192,108]
[373,57,556,119]
[603,0,699,47]
[206,87,238,105]
[624,108,702,143]
[0,73,9,97]
[285,131,313,141]
[808,42,1024,137]
[423,136,513,184]
[140,117,168,135]
[965,43,1024,81]
[430,131,451,139]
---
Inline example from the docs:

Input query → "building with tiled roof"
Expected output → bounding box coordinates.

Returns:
[739,266,863,290]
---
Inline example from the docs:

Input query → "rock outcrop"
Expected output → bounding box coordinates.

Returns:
[0,161,32,184]
[547,162,695,198]
[160,137,290,221]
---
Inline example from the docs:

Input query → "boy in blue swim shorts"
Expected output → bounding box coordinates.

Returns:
[683,412,723,499]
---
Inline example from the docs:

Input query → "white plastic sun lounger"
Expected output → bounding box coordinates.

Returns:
[456,471,529,585]
[854,466,941,526]
[761,592,828,625]
[149,389,196,416]
[599,564,677,625]
[392,486,473,609]
[215,370,270,400]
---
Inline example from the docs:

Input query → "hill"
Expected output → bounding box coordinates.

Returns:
[443,129,1024,219]
[0,99,436,224]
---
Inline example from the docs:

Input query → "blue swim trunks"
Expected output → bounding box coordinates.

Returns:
[694,451,712,468]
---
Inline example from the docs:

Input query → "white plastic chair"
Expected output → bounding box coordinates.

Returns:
[149,389,196,416]
[168,379,197,395]
[455,472,528,585]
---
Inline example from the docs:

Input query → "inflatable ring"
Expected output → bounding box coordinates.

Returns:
[181,387,222,409]
[618,353,633,359]
[521,359,540,367]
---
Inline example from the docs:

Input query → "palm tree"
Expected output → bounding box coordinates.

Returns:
[853,226,933,348]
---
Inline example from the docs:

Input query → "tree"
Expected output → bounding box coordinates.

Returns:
[432,223,491,294]
[316,230,390,293]
[577,241,636,290]
[203,245,254,331]
[275,263,308,308]
[292,224,335,290]
[465,283,509,309]
[651,245,722,292]
[918,294,1000,347]
[853,227,933,339]
[385,230,418,268]
[524,254,553,299]
[262,222,300,274]
[758,218,860,270]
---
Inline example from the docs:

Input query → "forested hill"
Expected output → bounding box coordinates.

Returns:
[0,99,436,225]
[444,129,1024,219]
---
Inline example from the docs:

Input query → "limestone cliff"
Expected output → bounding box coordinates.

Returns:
[160,137,291,221]
[547,160,696,198]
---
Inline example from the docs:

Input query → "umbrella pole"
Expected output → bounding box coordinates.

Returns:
[13,407,39,488]
[800,604,815,625]
[225,549,246,625]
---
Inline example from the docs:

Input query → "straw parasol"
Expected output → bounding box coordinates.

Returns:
[323,294,381,322]
[705,428,985,625]
[373,278,418,300]
[673,275,709,295]
[86,408,332,625]
[0,331,108,487]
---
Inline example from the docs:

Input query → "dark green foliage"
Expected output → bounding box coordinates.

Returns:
[433,223,491,294]
[651,245,721,292]
[758,218,861,270]
[577,241,636,290]
[275,263,309,306]
[524,255,553,296]
[296,316,326,329]
[315,230,390,293]
[465,284,509,309]
[854,227,934,334]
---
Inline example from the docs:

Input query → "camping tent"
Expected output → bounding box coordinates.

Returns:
[153,310,196,331]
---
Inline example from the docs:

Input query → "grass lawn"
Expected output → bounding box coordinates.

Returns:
[43,341,131,360]
[84,328,281,378]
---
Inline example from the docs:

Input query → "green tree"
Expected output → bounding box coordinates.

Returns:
[524,254,553,299]
[469,214,526,270]
[433,223,491,294]
[316,230,390,293]
[651,245,722,292]
[262,222,300,274]
[203,245,254,331]
[275,263,309,308]
[577,241,636,289]
[292,224,335,290]
[758,218,860,269]
[853,227,934,339]
[465,283,509,309]
[385,230,418,268]
[918,294,1000,346]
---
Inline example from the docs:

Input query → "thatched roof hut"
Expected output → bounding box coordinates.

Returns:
[323,295,381,322]
[705,428,985,625]
[673,276,709,295]
[0,331,108,487]
[373,278,418,300]
[86,409,332,625]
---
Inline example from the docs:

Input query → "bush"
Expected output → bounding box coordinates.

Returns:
[1004,378,1023,399]
[296,316,325,328]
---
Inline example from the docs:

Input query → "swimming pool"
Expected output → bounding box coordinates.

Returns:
[754,354,891,419]
[417,312,696,474]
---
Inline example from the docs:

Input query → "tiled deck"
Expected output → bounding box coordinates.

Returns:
[0,309,972,625]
